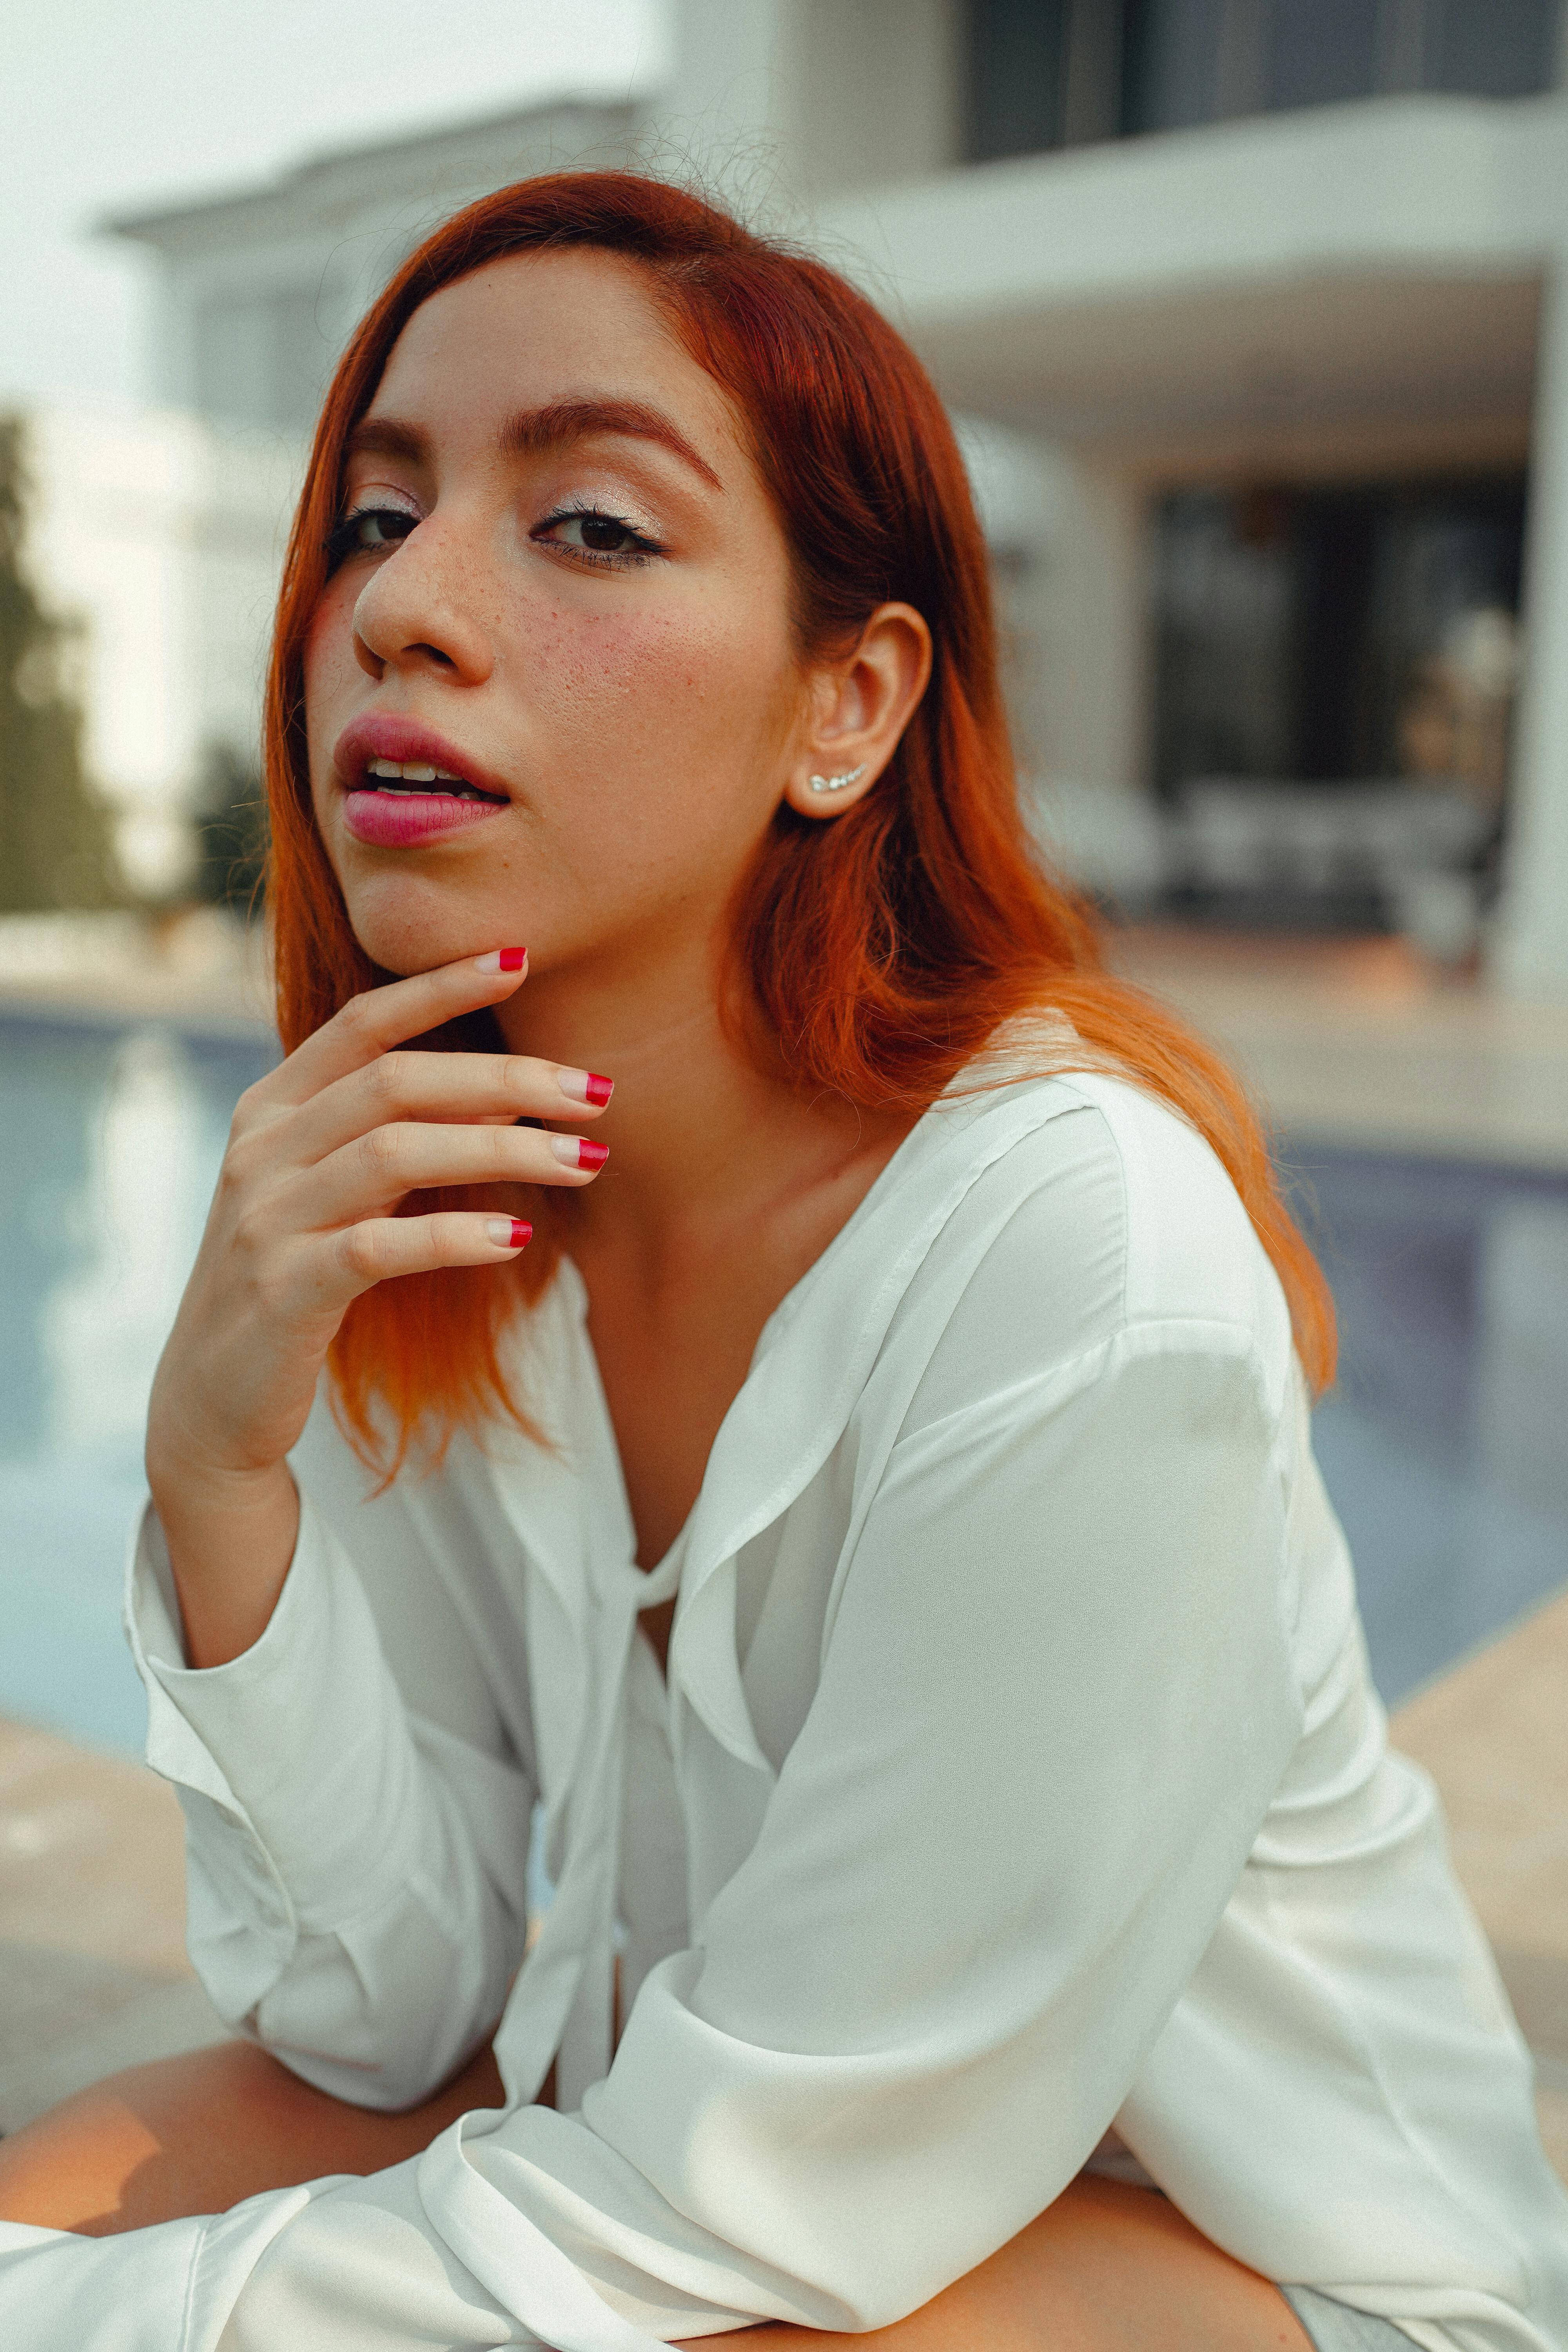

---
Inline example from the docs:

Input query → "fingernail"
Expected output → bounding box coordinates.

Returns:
[475,947,528,974]
[550,1135,609,1172]
[555,1067,614,1108]
[487,1217,532,1249]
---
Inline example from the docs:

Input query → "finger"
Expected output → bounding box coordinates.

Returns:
[282,1049,613,1166]
[260,949,531,1110]
[312,1210,535,1311]
[296,1120,609,1227]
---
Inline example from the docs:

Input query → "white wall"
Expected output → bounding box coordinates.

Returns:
[666,0,959,208]
[788,0,960,198]
[959,419,1150,789]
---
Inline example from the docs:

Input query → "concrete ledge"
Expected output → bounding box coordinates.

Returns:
[0,1714,236,2132]
[0,909,274,1044]
[0,1955,228,2136]
[1393,1581,1568,2181]
[1108,926,1568,1170]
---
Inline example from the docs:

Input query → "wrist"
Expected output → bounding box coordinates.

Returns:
[145,1445,293,1526]
[145,1457,301,1671]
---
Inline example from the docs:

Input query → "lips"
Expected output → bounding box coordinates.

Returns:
[333,713,510,849]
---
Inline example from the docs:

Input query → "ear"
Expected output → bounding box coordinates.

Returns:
[781,603,933,821]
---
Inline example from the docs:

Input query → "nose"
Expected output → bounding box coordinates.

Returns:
[350,521,495,687]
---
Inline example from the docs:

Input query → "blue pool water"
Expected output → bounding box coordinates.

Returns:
[1,1009,1565,1754]
[0,1014,277,1752]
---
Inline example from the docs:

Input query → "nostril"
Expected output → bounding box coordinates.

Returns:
[408,642,456,668]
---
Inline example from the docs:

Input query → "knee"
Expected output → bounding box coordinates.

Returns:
[0,2039,260,2236]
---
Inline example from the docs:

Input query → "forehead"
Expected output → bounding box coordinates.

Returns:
[365,247,744,463]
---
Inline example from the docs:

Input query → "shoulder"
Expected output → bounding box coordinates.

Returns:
[918,1073,1294,1393]
[1056,1072,1287,1340]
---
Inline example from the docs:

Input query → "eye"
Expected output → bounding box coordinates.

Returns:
[533,506,662,568]
[323,503,419,571]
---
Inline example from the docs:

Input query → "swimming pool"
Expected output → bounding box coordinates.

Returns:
[2,1008,1564,1753]
[0,1014,276,1752]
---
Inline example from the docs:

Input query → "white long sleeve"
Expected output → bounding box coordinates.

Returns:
[128,1490,535,2105]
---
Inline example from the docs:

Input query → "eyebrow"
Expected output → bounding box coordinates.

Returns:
[344,397,724,491]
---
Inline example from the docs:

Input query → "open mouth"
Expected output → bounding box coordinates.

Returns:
[361,758,507,805]
[333,716,513,845]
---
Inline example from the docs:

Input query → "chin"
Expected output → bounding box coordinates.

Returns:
[342,869,530,979]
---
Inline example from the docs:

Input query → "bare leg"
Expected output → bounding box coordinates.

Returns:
[711,2179,1313,2352]
[0,2047,1309,2349]
[0,2036,506,2236]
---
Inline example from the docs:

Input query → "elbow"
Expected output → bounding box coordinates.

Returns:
[256,2028,479,2114]
[241,1918,512,2113]
[186,1861,524,2112]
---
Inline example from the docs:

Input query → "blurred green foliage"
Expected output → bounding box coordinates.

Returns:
[189,738,268,910]
[0,417,119,913]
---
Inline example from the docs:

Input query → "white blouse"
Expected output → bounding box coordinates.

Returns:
[2,1068,1565,2352]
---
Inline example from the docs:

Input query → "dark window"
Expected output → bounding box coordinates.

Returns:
[1429,0,1560,99]
[1121,0,1229,132]
[1151,476,1528,796]
[965,0,1075,160]
[1267,0,1381,113]
[1072,0,1563,150]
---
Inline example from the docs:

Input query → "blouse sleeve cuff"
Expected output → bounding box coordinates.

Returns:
[123,1492,427,1931]
[125,1488,330,1808]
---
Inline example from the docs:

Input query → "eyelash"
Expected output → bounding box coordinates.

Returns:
[323,504,417,572]
[532,501,664,570]
[322,500,664,575]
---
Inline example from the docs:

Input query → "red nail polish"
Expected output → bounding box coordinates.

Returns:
[584,1073,614,1107]
[509,1219,532,1247]
[497,946,527,972]
[577,1140,609,1172]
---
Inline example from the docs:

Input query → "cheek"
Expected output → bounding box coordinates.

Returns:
[534,596,794,771]
[303,577,356,690]
[302,590,360,802]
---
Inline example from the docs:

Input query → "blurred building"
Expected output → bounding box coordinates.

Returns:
[17,2,1568,989]
[701,0,1566,986]
[112,99,639,439]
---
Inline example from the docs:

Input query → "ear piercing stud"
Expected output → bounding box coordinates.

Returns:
[807,764,867,795]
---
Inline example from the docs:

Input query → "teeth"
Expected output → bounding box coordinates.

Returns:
[365,757,478,790]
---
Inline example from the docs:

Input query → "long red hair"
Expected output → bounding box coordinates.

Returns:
[263,171,1334,1468]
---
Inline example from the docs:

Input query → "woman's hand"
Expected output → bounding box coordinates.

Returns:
[145,949,610,1666]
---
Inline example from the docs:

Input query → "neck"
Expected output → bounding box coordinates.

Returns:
[494,922,891,1271]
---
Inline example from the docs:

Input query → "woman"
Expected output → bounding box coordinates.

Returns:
[0,173,1562,2352]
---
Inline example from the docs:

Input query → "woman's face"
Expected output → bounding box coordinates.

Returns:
[304,249,804,989]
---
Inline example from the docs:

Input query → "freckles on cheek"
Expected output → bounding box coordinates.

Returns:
[303,597,364,777]
[303,602,348,722]
[562,606,780,741]
[301,599,362,835]
[304,590,358,699]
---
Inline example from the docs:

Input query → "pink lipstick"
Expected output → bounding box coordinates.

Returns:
[343,790,503,847]
[334,712,510,849]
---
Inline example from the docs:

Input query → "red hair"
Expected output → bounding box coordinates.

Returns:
[262,172,1334,1468]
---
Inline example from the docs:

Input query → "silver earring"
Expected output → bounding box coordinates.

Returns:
[807,764,867,795]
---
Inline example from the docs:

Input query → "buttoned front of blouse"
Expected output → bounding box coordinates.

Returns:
[2,1068,1566,2352]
